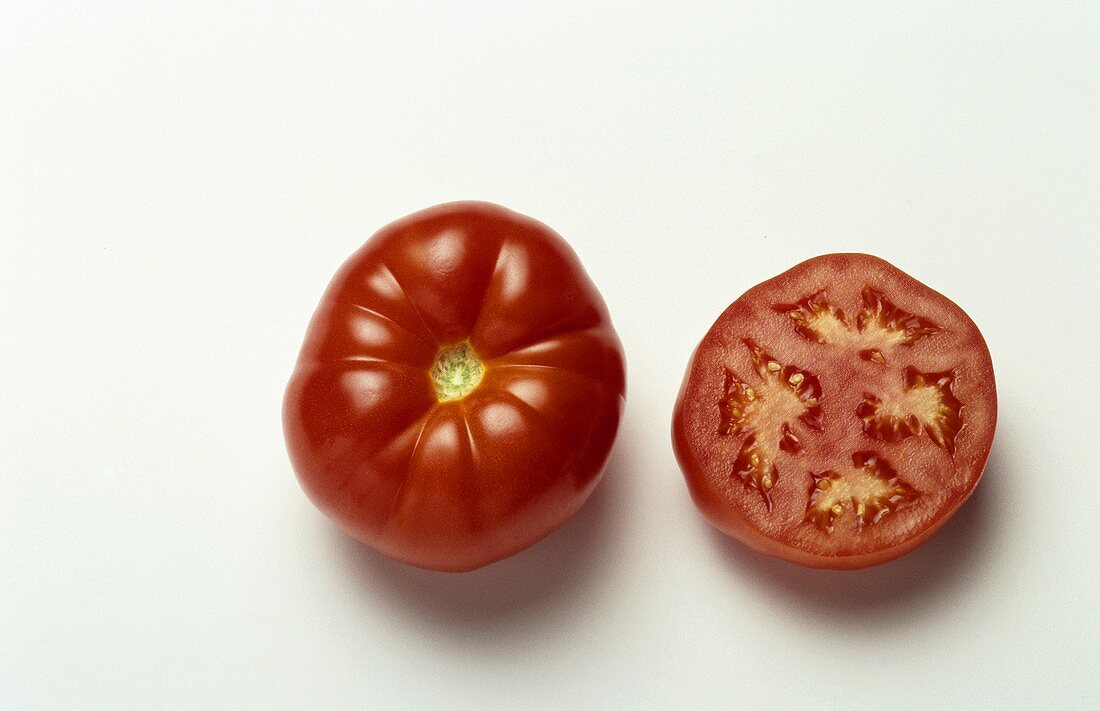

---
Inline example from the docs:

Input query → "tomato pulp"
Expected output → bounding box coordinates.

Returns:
[673,254,996,569]
[285,203,625,571]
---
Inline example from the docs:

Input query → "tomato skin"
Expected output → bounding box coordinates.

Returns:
[672,254,996,570]
[284,202,625,572]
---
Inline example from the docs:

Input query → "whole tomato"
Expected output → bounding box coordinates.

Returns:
[284,202,625,571]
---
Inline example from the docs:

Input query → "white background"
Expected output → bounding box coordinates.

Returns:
[2,2,1098,709]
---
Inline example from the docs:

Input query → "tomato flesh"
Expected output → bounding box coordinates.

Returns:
[672,254,996,569]
[284,202,625,572]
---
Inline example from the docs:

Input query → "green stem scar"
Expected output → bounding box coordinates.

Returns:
[430,341,485,401]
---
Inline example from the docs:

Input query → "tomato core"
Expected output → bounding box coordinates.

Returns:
[430,341,485,401]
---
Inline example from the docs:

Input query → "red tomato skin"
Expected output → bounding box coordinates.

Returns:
[672,253,996,570]
[284,202,625,572]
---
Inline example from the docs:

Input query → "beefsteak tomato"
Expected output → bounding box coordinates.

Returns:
[673,254,996,569]
[285,202,625,571]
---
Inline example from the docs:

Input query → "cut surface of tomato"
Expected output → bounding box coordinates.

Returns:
[284,202,625,572]
[672,254,996,569]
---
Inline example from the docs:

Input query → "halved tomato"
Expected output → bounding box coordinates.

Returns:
[284,202,625,572]
[672,254,996,569]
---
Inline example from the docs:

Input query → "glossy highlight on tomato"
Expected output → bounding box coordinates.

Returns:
[284,202,625,572]
[672,254,996,569]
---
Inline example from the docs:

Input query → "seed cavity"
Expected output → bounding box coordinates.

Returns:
[719,341,823,508]
[858,367,963,453]
[857,287,940,351]
[805,452,919,533]
[774,287,940,363]
[775,291,851,346]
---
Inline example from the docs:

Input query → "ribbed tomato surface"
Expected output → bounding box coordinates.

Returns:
[285,202,625,571]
